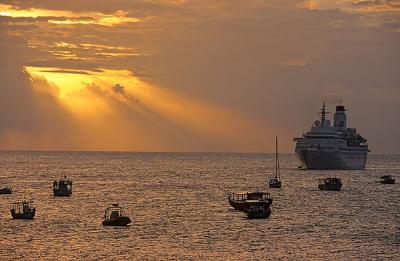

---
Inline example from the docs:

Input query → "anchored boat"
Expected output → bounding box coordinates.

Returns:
[53,176,72,197]
[318,177,342,191]
[102,204,131,226]
[0,186,12,194]
[11,200,36,220]
[228,191,273,212]
[378,175,396,184]
[269,136,282,188]
[247,203,272,219]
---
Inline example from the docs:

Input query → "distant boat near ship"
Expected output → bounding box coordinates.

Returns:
[294,103,369,170]
[378,175,396,184]
[269,136,282,188]
[318,177,342,191]
[53,176,73,197]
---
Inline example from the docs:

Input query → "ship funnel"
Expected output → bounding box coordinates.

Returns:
[334,105,347,128]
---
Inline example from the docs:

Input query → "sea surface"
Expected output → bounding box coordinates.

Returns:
[0,152,399,260]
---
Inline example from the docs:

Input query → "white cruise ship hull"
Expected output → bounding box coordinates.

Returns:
[296,149,368,170]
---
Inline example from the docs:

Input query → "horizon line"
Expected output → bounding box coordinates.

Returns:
[0,149,397,156]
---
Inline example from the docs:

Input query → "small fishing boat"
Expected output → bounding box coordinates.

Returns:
[53,176,72,197]
[247,203,272,219]
[102,204,131,226]
[0,186,12,194]
[228,191,273,212]
[269,136,282,188]
[378,175,396,184]
[11,200,36,220]
[318,177,342,191]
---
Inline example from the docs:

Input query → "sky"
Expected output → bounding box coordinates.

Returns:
[0,0,399,153]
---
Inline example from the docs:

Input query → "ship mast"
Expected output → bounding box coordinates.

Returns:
[321,102,326,125]
[319,102,329,127]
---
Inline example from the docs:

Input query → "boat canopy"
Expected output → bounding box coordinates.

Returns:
[229,191,271,201]
[104,204,125,219]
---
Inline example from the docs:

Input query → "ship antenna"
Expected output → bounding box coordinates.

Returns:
[319,102,330,126]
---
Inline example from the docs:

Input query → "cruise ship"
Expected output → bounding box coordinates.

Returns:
[294,103,369,170]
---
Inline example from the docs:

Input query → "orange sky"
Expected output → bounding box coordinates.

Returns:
[0,0,399,153]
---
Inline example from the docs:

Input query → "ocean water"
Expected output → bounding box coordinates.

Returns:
[0,152,399,260]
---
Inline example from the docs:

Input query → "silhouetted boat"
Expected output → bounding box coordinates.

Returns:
[102,204,131,226]
[0,186,12,194]
[53,176,72,197]
[247,203,272,219]
[269,136,282,188]
[228,191,273,212]
[11,200,36,220]
[318,177,342,191]
[378,175,395,184]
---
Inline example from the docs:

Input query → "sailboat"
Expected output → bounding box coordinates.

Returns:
[269,136,282,188]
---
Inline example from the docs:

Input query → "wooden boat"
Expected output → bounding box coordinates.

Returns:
[228,191,273,212]
[269,136,282,188]
[318,177,342,191]
[378,175,396,184]
[53,176,72,197]
[0,186,12,194]
[102,204,131,226]
[247,203,272,219]
[11,200,36,220]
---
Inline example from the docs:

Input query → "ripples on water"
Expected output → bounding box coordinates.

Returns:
[0,152,399,260]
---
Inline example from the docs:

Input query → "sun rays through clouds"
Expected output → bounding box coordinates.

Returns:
[1,0,399,152]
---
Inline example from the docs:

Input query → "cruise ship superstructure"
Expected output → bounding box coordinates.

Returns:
[294,103,369,170]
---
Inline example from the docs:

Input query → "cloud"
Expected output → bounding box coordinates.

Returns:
[0,3,141,26]
[1,0,399,153]
[112,83,125,94]
[0,33,77,149]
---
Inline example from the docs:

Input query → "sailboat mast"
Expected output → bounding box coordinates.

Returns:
[275,136,279,178]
